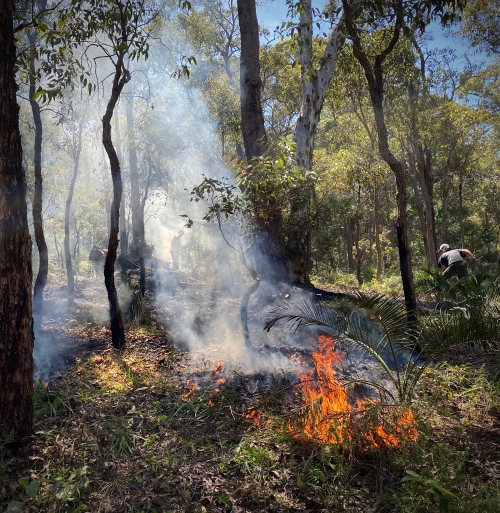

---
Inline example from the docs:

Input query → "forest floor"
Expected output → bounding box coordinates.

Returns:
[1,268,500,513]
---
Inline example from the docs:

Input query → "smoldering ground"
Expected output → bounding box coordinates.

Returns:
[31,77,312,383]
[30,64,408,398]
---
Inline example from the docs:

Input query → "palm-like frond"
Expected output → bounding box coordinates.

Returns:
[349,291,417,345]
[422,272,500,352]
[264,299,346,334]
[265,293,419,403]
[265,276,500,404]
[421,306,500,354]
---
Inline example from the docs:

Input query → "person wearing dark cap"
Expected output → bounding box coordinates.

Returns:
[437,243,478,278]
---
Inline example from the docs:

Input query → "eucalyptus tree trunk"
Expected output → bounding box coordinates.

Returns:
[410,171,429,257]
[355,219,363,285]
[114,110,128,281]
[102,56,130,350]
[235,0,295,351]
[0,0,34,440]
[355,115,382,280]
[124,100,147,320]
[408,80,437,264]
[119,186,128,281]
[294,0,345,170]
[291,0,345,284]
[345,218,354,272]
[408,145,436,265]
[458,170,465,248]
[343,0,417,323]
[237,0,266,158]
[28,18,48,324]
[441,164,451,242]
[64,114,85,309]
[126,100,143,264]
[416,146,437,261]
[237,0,290,285]
[139,157,154,296]
[355,185,363,285]
[126,98,147,300]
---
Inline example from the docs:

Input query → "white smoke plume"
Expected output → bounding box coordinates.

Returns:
[142,79,308,376]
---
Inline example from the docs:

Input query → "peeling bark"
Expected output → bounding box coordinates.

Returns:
[290,0,346,284]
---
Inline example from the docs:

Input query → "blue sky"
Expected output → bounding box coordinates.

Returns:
[257,1,490,69]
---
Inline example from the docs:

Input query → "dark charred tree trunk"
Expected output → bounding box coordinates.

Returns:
[355,186,363,285]
[287,186,313,285]
[64,114,84,310]
[374,182,382,280]
[119,185,128,282]
[236,0,291,285]
[28,21,48,325]
[114,110,129,281]
[102,54,130,350]
[0,1,35,441]
[343,0,417,324]
[236,0,266,158]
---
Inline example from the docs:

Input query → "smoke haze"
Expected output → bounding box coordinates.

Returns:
[32,69,309,382]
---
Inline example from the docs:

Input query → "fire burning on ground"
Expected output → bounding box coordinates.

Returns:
[290,335,418,449]
[180,334,418,450]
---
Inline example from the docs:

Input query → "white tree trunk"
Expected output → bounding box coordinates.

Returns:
[294,0,345,171]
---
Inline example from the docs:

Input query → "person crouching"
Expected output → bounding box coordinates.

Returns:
[437,243,477,279]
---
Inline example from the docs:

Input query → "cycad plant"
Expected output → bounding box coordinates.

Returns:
[265,272,500,404]
[420,271,500,353]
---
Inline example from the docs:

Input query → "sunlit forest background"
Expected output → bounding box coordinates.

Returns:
[1,1,499,512]
[20,1,499,285]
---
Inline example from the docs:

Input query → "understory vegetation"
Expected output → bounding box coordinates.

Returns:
[1,1,499,511]
[1,273,499,513]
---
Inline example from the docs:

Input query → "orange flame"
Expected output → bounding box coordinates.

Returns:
[182,379,197,399]
[291,335,418,448]
[244,408,263,426]
[211,359,224,379]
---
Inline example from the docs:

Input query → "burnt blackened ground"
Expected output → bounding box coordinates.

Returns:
[36,260,414,405]
[6,261,498,513]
